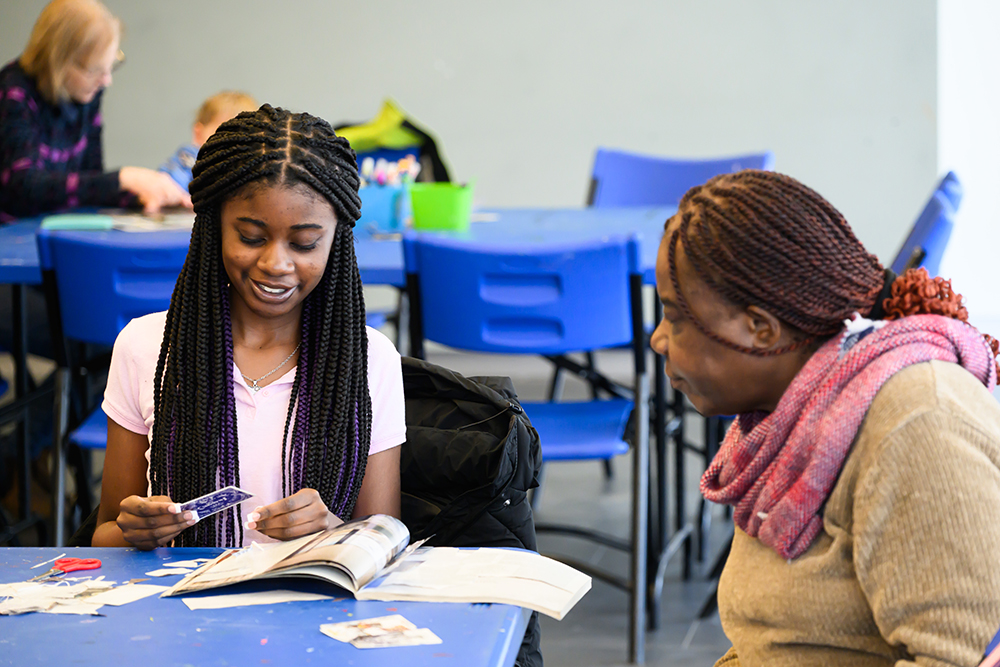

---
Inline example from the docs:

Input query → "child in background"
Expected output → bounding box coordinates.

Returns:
[159,91,256,191]
[94,105,405,549]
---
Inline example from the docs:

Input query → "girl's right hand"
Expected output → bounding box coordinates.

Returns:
[118,166,193,214]
[116,495,197,550]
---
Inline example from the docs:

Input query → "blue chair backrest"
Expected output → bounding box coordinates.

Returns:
[889,187,958,278]
[37,230,189,345]
[936,170,963,211]
[403,233,640,355]
[589,148,776,208]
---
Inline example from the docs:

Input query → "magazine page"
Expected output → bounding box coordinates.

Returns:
[356,547,592,620]
[163,515,409,597]
[163,531,326,596]
[272,515,410,589]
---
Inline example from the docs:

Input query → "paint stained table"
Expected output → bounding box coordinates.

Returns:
[0,547,529,667]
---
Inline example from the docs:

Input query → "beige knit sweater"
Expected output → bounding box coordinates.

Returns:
[715,361,1000,667]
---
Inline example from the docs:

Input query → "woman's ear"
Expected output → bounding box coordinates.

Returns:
[744,305,785,350]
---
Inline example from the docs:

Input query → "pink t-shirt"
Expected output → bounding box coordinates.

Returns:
[102,311,407,545]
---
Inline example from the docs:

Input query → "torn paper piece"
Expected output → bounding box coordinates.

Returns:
[321,614,416,642]
[0,578,117,615]
[0,597,55,615]
[0,581,45,597]
[160,560,202,569]
[45,602,103,615]
[181,590,333,610]
[352,627,442,649]
[86,584,170,607]
[320,614,442,648]
[145,569,193,577]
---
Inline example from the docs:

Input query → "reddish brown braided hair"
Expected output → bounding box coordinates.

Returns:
[667,169,1000,375]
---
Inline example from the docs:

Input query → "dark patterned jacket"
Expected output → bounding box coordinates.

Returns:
[0,59,131,223]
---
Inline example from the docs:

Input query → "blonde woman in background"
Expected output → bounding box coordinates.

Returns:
[0,0,191,223]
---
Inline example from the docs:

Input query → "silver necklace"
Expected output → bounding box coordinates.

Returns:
[240,343,301,393]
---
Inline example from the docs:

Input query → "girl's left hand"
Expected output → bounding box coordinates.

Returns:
[245,488,343,540]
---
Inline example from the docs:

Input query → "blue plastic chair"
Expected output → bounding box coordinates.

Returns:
[935,170,963,211]
[37,229,190,545]
[404,232,651,662]
[588,148,776,208]
[890,171,962,278]
[584,148,775,576]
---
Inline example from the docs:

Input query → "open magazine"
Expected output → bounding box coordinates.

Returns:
[163,514,591,620]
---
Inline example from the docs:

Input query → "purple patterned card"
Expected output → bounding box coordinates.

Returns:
[179,486,253,523]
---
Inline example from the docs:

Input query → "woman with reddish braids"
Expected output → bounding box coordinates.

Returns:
[92,105,406,549]
[651,170,1000,667]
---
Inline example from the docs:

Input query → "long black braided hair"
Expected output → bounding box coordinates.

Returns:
[149,104,371,547]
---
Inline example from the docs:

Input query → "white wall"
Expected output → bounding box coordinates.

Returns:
[2,0,937,260]
[937,0,1000,339]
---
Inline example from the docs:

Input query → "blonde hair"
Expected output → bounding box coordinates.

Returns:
[195,91,258,126]
[19,0,121,104]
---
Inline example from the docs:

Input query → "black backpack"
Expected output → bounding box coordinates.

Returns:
[400,357,543,667]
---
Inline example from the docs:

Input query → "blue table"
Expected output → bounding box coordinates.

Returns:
[0,207,675,289]
[0,547,529,667]
[0,221,49,545]
[0,221,43,286]
[355,207,674,287]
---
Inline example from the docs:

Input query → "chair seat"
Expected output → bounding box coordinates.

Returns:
[523,399,632,461]
[69,406,108,450]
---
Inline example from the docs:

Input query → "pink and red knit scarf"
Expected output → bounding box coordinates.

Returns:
[700,313,998,560]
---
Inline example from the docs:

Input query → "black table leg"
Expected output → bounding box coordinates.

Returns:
[0,284,50,546]
[13,285,30,523]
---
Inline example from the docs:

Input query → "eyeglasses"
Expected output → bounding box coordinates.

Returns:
[75,49,125,80]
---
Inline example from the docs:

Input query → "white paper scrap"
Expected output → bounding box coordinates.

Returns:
[320,614,442,648]
[160,560,202,569]
[0,577,120,616]
[321,614,416,642]
[86,584,170,607]
[181,590,333,610]
[0,597,54,615]
[0,581,44,597]
[45,602,103,615]
[145,568,194,577]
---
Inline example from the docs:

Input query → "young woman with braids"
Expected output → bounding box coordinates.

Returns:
[92,105,406,549]
[652,170,1000,667]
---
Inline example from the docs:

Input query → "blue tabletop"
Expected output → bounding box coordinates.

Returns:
[0,221,45,285]
[0,207,675,288]
[0,547,528,667]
